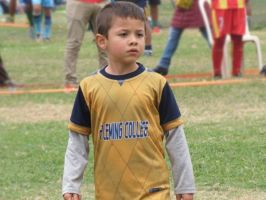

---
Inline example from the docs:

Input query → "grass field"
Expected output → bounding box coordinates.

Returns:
[0,0,266,199]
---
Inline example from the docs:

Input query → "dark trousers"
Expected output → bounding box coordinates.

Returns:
[0,55,11,84]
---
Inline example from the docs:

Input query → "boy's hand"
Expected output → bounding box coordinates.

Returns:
[176,193,193,200]
[63,193,81,200]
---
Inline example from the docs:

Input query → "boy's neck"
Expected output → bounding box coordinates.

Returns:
[105,62,139,75]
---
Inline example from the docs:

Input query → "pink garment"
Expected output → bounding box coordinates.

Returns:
[171,0,209,28]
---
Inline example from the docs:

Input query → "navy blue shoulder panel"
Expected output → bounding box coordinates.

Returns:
[70,87,91,128]
[159,82,181,125]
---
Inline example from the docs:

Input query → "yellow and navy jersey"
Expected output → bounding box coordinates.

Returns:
[212,0,246,9]
[68,63,183,199]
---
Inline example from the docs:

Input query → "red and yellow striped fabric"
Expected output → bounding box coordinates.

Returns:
[211,0,246,9]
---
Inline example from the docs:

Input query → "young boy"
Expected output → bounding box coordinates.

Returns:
[115,0,153,56]
[62,2,195,200]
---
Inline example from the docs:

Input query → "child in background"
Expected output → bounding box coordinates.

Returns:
[153,0,210,75]
[211,0,247,78]
[62,2,195,200]
[32,0,54,41]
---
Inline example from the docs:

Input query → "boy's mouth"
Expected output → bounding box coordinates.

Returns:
[127,49,139,54]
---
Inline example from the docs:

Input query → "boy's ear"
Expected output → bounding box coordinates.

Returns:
[95,34,107,50]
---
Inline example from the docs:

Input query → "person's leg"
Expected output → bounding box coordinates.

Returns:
[32,0,42,39]
[150,4,158,27]
[231,34,243,76]
[64,0,89,86]
[0,55,10,84]
[144,20,153,56]
[24,0,34,26]
[212,36,226,77]
[43,8,52,40]
[149,0,160,30]
[90,4,108,68]
[0,55,14,86]
[8,0,16,22]
[230,8,245,76]
[24,0,35,38]
[42,0,54,40]
[135,4,153,56]
[157,27,183,68]
[0,1,9,14]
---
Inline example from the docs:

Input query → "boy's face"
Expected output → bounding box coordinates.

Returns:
[97,17,145,66]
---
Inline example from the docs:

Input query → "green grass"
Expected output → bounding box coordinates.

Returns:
[0,0,266,199]
[250,0,266,29]
[0,122,66,199]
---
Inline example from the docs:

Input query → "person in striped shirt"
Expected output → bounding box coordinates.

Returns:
[211,0,248,78]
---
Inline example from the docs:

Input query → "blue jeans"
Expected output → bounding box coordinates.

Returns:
[157,26,209,69]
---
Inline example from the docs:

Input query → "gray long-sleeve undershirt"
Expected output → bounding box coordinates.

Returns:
[62,131,89,195]
[165,126,196,194]
[62,125,195,195]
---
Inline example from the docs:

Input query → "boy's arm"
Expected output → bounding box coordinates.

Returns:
[62,130,89,197]
[165,125,195,199]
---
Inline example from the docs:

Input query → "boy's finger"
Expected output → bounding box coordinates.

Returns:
[73,194,80,200]
[63,193,72,200]
[176,194,182,200]
[181,194,194,200]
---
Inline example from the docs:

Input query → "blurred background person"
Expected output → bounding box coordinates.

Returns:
[0,54,15,87]
[211,0,247,78]
[153,0,210,75]
[148,0,161,33]
[32,0,54,41]
[64,0,108,89]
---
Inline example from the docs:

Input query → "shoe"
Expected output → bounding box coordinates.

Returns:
[260,65,266,76]
[35,34,42,42]
[152,26,161,34]
[213,74,222,80]
[5,16,15,23]
[144,49,153,56]
[29,26,35,39]
[64,83,78,92]
[152,66,168,76]
[232,72,242,78]
[0,79,17,88]
[43,37,50,42]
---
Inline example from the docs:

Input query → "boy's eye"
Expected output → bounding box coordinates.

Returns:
[137,33,144,38]
[118,32,128,37]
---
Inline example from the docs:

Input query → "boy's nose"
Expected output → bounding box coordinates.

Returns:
[129,36,138,45]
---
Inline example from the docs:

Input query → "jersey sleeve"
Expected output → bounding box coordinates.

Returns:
[159,82,183,131]
[62,130,89,195]
[165,126,196,194]
[68,87,91,135]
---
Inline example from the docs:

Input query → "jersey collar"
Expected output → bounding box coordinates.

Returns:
[100,63,145,80]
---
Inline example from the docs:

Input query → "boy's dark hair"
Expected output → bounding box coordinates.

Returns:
[96,1,146,38]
